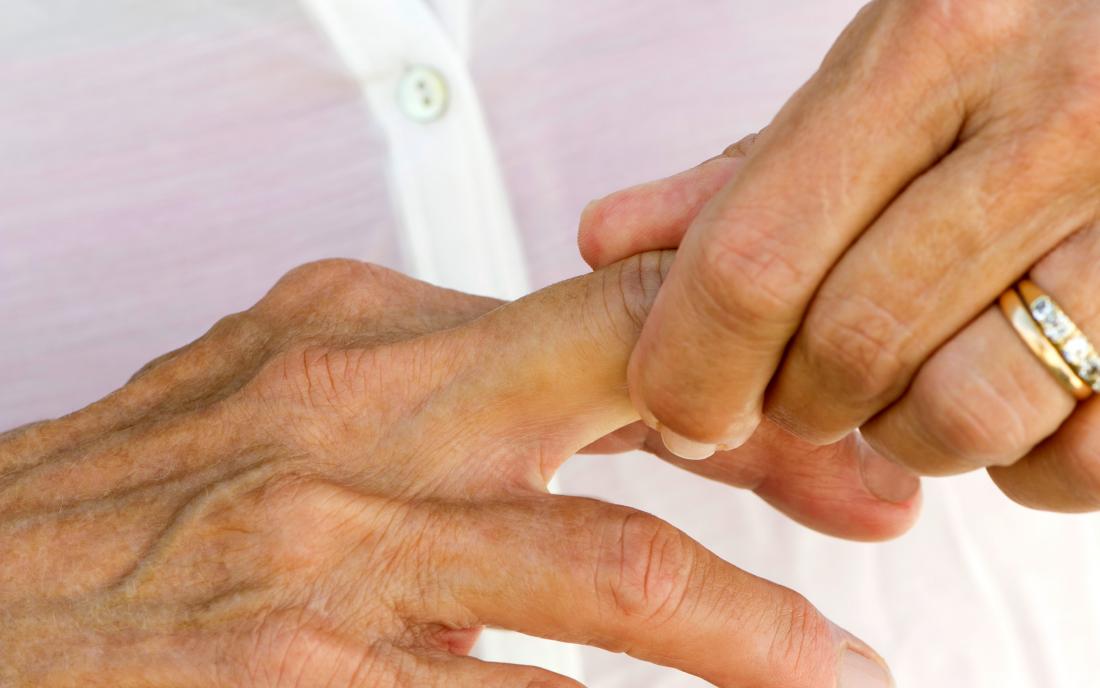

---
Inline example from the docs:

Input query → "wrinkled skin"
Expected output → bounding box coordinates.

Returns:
[580,0,1100,511]
[0,254,903,687]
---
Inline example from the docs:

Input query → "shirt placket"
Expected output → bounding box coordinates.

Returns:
[298,0,583,682]
[300,0,529,301]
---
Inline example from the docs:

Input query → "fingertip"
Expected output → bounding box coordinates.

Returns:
[756,481,920,542]
[828,622,895,688]
[577,197,609,269]
[856,439,921,505]
[716,414,761,451]
[747,427,922,542]
[659,425,716,460]
[576,155,745,270]
[838,646,896,688]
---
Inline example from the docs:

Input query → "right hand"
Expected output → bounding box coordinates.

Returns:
[0,255,896,687]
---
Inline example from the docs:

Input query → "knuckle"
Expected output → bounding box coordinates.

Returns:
[696,221,813,326]
[592,251,672,340]
[595,509,695,624]
[204,311,270,359]
[278,258,383,293]
[207,310,257,339]
[130,312,266,383]
[762,589,836,686]
[913,356,1032,469]
[199,312,268,355]
[800,295,910,406]
[263,259,398,322]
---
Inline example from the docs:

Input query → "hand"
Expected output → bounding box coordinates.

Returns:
[580,0,1100,511]
[0,256,896,687]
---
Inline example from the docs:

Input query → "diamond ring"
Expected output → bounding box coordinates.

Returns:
[999,279,1099,400]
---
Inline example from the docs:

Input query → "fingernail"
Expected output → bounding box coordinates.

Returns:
[858,443,919,504]
[716,416,759,452]
[659,426,716,461]
[839,648,894,688]
[635,400,659,431]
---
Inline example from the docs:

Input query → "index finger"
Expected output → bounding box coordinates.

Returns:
[629,1,977,454]
[444,496,894,688]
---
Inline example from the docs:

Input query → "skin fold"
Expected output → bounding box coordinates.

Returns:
[578,0,1100,511]
[0,254,905,687]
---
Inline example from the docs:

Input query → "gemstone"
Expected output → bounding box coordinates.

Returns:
[1031,296,1054,321]
[1042,312,1074,342]
[1080,354,1100,384]
[1062,335,1091,366]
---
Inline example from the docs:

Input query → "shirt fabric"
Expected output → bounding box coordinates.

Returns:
[2,2,1099,686]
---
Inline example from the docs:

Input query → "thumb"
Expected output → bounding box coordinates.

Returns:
[578,133,758,269]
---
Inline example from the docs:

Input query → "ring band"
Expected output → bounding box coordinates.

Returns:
[1017,279,1100,395]
[999,286,1093,400]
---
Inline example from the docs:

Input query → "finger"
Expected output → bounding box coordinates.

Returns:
[860,308,1073,476]
[580,419,919,541]
[414,251,677,484]
[988,395,1100,513]
[440,496,894,688]
[577,135,756,269]
[627,1,978,455]
[993,241,1100,512]
[579,422,918,543]
[769,119,1098,444]
[649,422,920,541]
[862,221,1100,479]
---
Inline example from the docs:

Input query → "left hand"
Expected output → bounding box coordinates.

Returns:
[0,254,912,687]
[580,0,1100,511]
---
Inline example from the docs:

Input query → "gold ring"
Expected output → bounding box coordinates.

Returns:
[999,285,1093,400]
[1017,279,1100,395]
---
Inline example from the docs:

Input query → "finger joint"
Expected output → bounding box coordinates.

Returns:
[596,510,695,627]
[696,221,815,329]
[800,295,912,408]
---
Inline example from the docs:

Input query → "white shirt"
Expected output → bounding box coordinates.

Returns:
[2,2,1099,686]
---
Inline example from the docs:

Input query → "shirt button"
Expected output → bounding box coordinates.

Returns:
[397,65,449,123]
